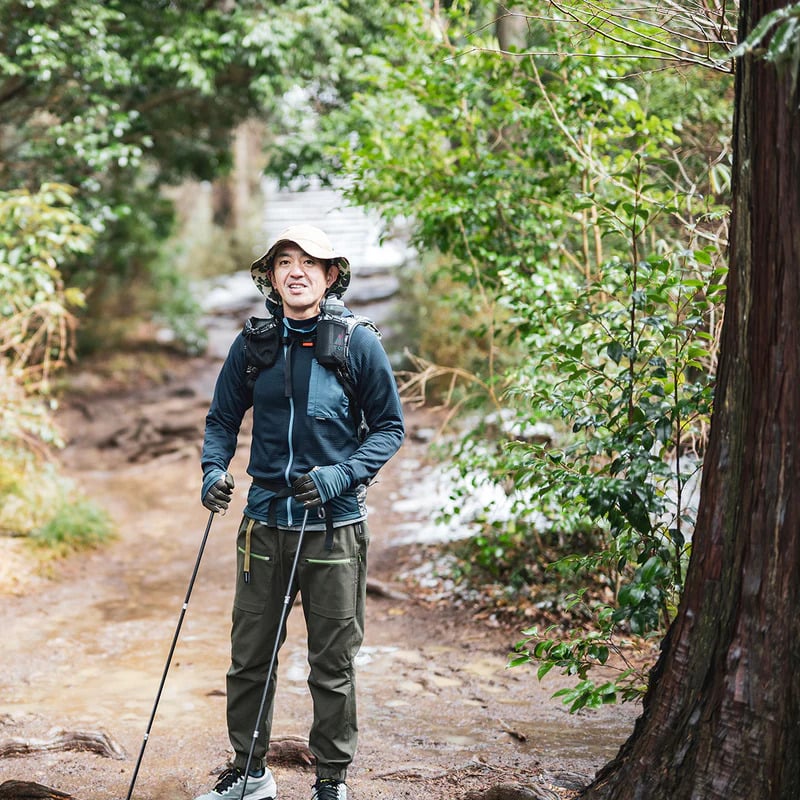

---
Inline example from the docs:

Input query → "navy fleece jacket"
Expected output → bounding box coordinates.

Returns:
[201,315,405,530]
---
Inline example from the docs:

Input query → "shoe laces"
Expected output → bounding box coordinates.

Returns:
[214,768,245,794]
[314,779,344,800]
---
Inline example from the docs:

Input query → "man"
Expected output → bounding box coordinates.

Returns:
[196,225,405,800]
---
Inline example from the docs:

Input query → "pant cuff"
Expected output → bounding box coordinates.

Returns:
[316,768,347,782]
[234,756,265,773]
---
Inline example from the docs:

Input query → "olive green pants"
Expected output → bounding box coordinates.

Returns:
[226,516,368,783]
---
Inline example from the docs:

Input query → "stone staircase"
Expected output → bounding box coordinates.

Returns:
[260,177,411,305]
[201,179,413,359]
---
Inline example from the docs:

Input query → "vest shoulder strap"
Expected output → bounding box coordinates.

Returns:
[241,304,378,442]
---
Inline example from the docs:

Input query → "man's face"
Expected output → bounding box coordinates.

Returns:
[269,243,339,319]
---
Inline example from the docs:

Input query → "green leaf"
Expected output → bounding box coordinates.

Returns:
[537,662,555,680]
[607,340,624,364]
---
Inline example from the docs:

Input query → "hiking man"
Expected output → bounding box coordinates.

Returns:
[196,225,405,800]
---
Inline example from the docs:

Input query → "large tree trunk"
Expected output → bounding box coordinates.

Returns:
[580,1,800,798]
[495,4,529,52]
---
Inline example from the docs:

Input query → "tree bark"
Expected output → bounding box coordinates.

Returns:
[580,1,800,798]
[495,5,529,52]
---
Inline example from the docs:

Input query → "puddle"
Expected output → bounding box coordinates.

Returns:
[417,716,631,762]
[350,632,639,768]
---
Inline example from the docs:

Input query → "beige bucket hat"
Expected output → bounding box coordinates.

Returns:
[251,224,351,300]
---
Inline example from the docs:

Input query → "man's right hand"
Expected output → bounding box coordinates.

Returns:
[202,472,234,513]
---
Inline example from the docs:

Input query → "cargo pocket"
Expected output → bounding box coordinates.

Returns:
[233,518,274,614]
[304,556,359,619]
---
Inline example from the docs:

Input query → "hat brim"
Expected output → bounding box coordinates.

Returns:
[250,242,351,300]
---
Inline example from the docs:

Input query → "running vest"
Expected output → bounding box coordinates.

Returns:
[242,297,379,442]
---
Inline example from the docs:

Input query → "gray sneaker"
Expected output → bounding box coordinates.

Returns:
[311,779,346,800]
[195,767,277,800]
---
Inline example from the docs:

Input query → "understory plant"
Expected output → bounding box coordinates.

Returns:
[436,200,726,710]
[267,1,735,708]
[497,156,728,708]
[401,144,728,709]
[0,184,114,548]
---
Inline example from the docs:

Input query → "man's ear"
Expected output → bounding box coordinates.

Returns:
[326,264,340,289]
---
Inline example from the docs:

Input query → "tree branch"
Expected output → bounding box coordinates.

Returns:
[0,76,30,106]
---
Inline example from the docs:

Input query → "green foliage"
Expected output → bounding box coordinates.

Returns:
[1,0,405,346]
[0,184,111,553]
[30,497,114,554]
[150,258,207,356]
[286,2,734,708]
[0,446,114,553]
[533,0,737,70]
[3,0,288,192]
[509,611,648,712]
[0,184,92,450]
[491,158,725,703]
[449,517,541,591]
[728,2,800,94]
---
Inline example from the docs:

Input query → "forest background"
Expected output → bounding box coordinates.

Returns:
[1,0,739,711]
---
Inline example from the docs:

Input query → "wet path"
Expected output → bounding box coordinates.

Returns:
[0,362,639,800]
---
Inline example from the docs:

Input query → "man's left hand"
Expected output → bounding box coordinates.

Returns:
[292,472,323,507]
[292,464,350,508]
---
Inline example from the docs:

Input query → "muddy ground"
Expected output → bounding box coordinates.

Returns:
[0,351,640,800]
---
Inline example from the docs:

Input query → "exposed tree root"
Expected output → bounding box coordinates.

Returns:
[462,784,560,800]
[366,576,409,600]
[0,728,125,760]
[267,735,315,767]
[0,781,74,800]
[375,760,569,800]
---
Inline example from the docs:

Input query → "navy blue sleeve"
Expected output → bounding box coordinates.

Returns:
[201,333,253,483]
[342,324,405,485]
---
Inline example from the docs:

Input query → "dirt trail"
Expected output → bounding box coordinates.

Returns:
[0,354,639,800]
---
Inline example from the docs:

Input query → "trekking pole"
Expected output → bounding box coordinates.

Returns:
[240,508,310,800]
[124,507,219,800]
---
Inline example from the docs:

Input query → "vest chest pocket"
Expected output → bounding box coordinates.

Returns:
[307,360,350,421]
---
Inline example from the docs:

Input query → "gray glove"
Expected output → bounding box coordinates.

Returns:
[202,472,235,513]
